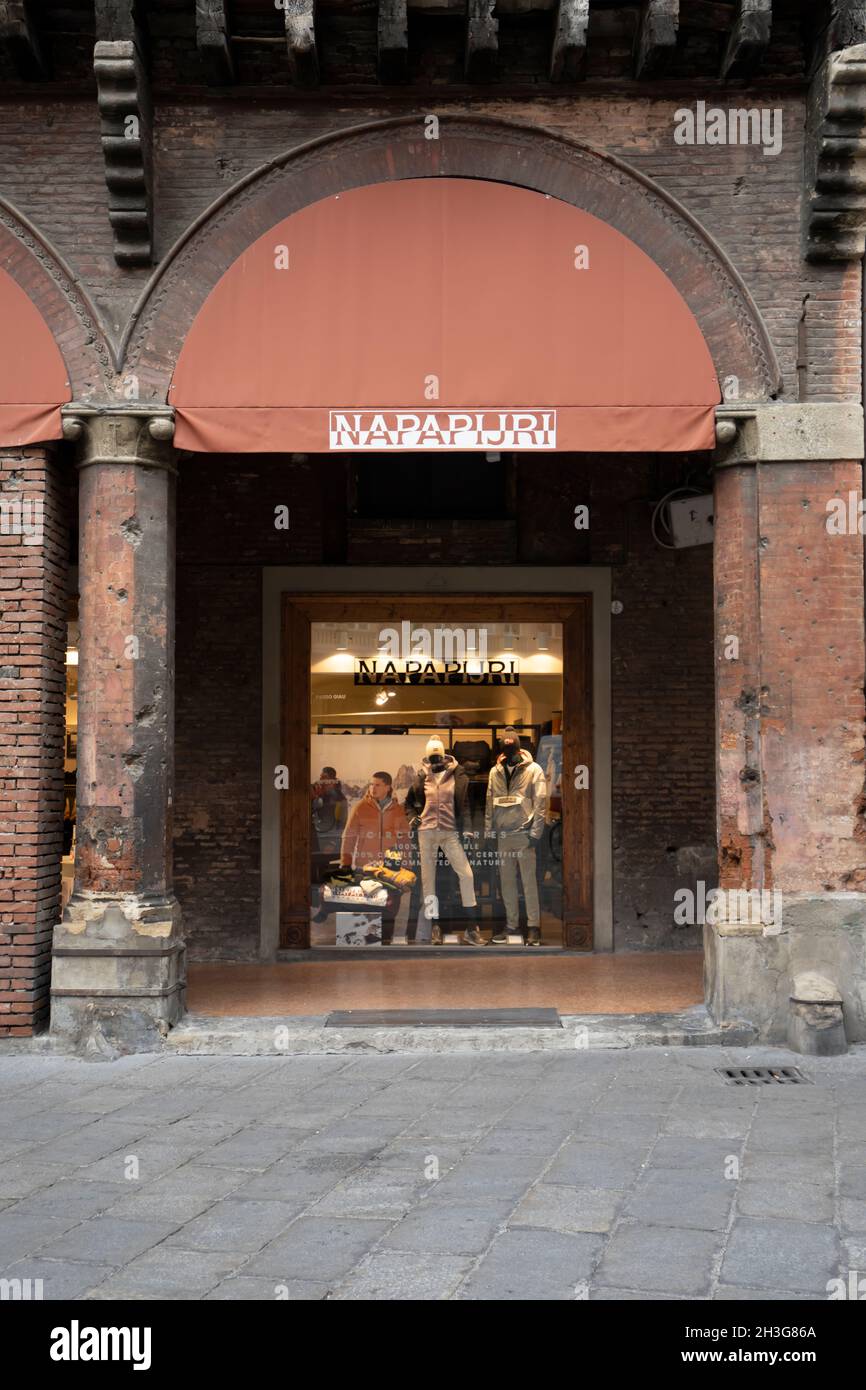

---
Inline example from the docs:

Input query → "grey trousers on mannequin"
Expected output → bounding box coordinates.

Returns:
[498,831,541,931]
[416,828,477,942]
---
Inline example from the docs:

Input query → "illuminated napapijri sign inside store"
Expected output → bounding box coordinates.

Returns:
[354,623,520,685]
[329,410,557,451]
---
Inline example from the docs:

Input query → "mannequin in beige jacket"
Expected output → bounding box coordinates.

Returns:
[484,728,547,945]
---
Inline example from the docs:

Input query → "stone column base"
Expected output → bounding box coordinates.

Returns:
[51,892,185,1052]
[705,894,866,1045]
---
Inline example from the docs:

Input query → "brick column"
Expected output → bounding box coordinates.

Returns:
[0,446,68,1035]
[709,430,866,1043]
[51,410,184,1046]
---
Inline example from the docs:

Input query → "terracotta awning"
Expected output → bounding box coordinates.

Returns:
[0,267,70,446]
[171,178,721,454]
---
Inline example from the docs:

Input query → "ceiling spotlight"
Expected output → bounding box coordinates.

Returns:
[502,625,516,650]
[536,629,549,651]
[335,631,348,651]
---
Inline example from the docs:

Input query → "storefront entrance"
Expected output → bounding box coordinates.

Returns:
[278,595,594,951]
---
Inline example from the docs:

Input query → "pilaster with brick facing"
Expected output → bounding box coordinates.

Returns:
[709,405,866,1044]
[51,410,184,1048]
[0,444,68,1035]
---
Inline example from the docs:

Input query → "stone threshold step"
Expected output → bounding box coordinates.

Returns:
[0,1006,758,1057]
[165,1006,758,1056]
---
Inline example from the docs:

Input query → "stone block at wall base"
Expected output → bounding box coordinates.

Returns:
[50,892,186,1053]
[704,894,866,1045]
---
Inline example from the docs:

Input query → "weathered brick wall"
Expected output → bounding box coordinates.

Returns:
[609,492,716,952]
[714,461,866,902]
[173,563,262,960]
[0,446,68,1034]
[754,462,866,893]
[174,455,322,959]
[0,89,858,404]
[517,454,716,950]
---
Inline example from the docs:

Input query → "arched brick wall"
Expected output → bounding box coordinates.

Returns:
[0,198,114,399]
[122,115,781,406]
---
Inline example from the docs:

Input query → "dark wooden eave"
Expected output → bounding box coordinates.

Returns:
[0,0,46,79]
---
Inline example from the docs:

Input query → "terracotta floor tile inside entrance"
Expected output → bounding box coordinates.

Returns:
[186,951,703,1016]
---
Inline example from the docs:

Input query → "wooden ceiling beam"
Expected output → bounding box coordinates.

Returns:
[0,0,47,79]
[828,1,866,50]
[721,0,772,80]
[378,0,409,83]
[284,0,320,88]
[196,0,235,86]
[550,0,589,83]
[466,0,498,83]
[634,0,680,79]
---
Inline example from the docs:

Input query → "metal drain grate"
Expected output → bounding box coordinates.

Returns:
[716,1066,812,1086]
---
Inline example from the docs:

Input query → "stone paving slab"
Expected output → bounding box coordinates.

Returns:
[243,1217,391,1281]
[593,1223,722,1296]
[720,1218,840,1295]
[87,1248,242,1300]
[0,1044,864,1300]
[41,1217,183,1267]
[206,1276,331,1301]
[510,1182,623,1234]
[331,1250,473,1300]
[459,1228,604,1300]
[2,1258,117,1300]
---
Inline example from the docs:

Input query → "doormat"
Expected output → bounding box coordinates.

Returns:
[324,1008,562,1028]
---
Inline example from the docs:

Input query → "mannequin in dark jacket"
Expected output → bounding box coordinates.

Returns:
[405,737,482,945]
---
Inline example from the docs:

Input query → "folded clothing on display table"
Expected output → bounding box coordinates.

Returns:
[361,861,417,893]
[320,878,390,911]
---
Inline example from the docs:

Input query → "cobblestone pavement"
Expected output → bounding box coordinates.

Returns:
[0,1045,864,1301]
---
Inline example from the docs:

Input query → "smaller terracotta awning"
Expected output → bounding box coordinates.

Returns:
[0,268,70,446]
[171,179,721,455]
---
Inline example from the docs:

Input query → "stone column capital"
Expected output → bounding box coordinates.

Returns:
[61,407,177,471]
[713,402,865,465]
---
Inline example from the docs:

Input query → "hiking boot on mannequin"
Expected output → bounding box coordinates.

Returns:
[461,906,485,946]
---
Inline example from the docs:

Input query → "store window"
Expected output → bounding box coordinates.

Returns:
[309,619,563,947]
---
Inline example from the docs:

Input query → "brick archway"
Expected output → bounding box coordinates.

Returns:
[122,115,780,406]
